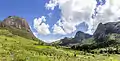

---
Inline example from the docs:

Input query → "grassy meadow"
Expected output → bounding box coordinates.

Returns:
[0,29,120,61]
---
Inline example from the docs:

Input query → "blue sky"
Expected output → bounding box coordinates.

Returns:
[0,0,49,25]
[0,0,68,42]
[0,0,60,41]
[0,0,120,42]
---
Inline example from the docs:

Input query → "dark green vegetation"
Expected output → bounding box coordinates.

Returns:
[70,29,120,54]
[71,34,120,54]
[51,22,120,61]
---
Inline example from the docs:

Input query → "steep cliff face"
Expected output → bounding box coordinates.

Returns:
[93,23,106,42]
[93,21,120,42]
[0,16,37,40]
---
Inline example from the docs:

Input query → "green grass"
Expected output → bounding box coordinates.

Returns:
[0,29,120,61]
[0,27,40,41]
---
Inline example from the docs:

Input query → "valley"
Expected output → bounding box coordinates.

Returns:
[0,31,120,61]
[0,16,120,61]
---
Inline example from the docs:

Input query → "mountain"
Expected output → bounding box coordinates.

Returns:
[0,16,38,41]
[70,22,120,53]
[0,16,30,30]
[0,16,120,61]
[52,31,92,46]
[73,31,92,41]
[54,37,76,46]
[93,21,120,42]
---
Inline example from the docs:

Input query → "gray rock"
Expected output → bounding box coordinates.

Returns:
[93,21,120,42]
[0,16,36,40]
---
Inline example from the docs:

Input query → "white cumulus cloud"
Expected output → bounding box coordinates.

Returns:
[92,0,120,32]
[46,0,120,35]
[34,16,50,35]
[52,24,66,35]
[46,0,96,35]
[45,0,58,10]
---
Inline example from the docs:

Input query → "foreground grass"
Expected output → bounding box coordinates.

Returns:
[0,30,120,61]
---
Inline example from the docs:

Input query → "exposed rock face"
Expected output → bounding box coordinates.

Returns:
[1,16,30,31]
[93,21,120,42]
[0,16,36,40]
[93,23,106,42]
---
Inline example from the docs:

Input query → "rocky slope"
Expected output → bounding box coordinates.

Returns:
[93,21,120,42]
[0,16,37,40]
[0,16,30,30]
[71,21,120,51]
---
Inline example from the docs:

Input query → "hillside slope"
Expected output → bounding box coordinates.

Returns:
[70,22,120,55]
[52,31,92,46]
[0,16,37,41]
[94,22,120,42]
[0,16,120,61]
[0,29,120,61]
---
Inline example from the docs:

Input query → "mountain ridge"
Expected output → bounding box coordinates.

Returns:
[93,21,120,42]
[52,31,92,46]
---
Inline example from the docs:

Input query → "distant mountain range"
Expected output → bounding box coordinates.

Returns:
[2,16,120,46]
[53,21,120,47]
[52,31,92,46]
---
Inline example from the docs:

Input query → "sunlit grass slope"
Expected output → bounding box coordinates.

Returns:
[0,29,120,61]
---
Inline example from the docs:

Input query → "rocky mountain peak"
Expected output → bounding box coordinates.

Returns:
[93,21,120,42]
[0,16,30,31]
[0,16,37,40]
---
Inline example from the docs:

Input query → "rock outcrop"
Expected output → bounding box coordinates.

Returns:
[0,16,36,40]
[93,21,120,42]
[0,16,30,31]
